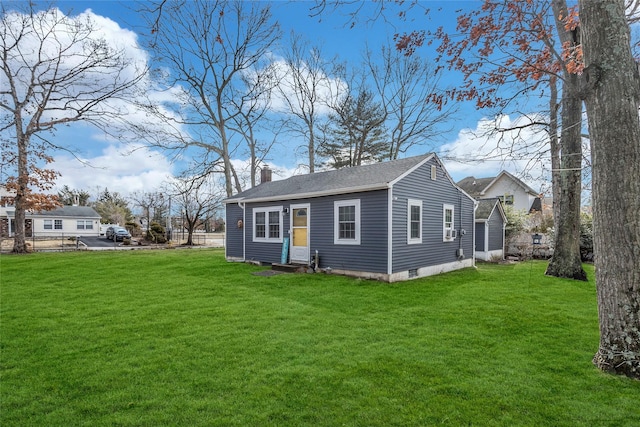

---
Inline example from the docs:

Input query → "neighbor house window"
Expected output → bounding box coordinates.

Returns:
[44,219,53,230]
[253,207,282,243]
[54,220,62,230]
[407,199,422,244]
[443,204,455,241]
[77,220,93,230]
[334,199,360,245]
[498,194,514,205]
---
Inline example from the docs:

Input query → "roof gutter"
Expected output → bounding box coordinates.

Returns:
[224,182,391,205]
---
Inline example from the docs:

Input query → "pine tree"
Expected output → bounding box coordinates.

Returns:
[319,89,388,169]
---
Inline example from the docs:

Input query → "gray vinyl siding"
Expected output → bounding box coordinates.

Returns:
[244,202,288,264]
[391,158,475,273]
[241,191,388,272]
[225,203,244,259]
[475,222,486,252]
[487,211,504,251]
[308,191,388,274]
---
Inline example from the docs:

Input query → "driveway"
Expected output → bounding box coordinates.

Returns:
[79,236,126,248]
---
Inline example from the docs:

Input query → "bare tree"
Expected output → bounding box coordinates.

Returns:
[367,45,458,160]
[274,34,344,173]
[129,191,164,237]
[169,176,223,246]
[229,65,280,188]
[138,0,280,196]
[0,4,147,253]
[579,0,640,379]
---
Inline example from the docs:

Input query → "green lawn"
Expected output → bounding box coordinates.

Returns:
[1,249,638,426]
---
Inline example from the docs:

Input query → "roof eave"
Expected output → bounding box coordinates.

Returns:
[225,182,391,204]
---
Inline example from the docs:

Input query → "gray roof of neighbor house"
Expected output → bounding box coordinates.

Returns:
[28,206,101,218]
[475,198,501,221]
[457,170,538,198]
[225,154,435,203]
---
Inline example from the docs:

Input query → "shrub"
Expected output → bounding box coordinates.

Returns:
[580,212,594,261]
[146,221,167,243]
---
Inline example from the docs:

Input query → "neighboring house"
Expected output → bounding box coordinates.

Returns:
[1,205,101,238]
[28,206,101,237]
[0,185,17,237]
[474,198,507,261]
[457,170,541,213]
[224,153,476,282]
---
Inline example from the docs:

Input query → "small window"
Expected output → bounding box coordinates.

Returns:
[407,199,422,244]
[431,165,437,181]
[443,204,455,242]
[334,199,361,245]
[54,220,63,230]
[253,207,282,243]
[44,219,52,230]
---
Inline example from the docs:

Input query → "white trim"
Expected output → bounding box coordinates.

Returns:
[388,154,434,186]
[290,203,310,263]
[407,199,422,244]
[387,189,394,276]
[252,206,283,243]
[334,199,361,245]
[224,182,389,205]
[443,204,455,242]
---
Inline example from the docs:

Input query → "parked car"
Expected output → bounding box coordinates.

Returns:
[106,226,131,241]
[113,228,132,241]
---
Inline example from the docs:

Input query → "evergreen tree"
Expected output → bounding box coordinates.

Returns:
[319,89,388,169]
[92,188,132,225]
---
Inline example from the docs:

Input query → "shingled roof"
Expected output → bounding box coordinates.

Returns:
[29,206,101,218]
[475,198,502,221]
[456,170,538,198]
[225,154,435,203]
[456,176,495,198]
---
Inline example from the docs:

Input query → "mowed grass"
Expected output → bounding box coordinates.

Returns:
[1,249,638,426]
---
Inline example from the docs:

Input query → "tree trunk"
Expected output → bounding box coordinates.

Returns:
[12,134,29,253]
[545,74,587,281]
[548,76,560,229]
[579,0,640,379]
[545,0,587,281]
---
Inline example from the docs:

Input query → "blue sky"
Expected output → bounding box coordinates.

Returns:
[7,1,556,198]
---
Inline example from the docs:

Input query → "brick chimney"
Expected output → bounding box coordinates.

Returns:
[260,165,272,184]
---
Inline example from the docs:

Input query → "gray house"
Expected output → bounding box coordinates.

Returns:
[224,154,476,282]
[474,198,507,261]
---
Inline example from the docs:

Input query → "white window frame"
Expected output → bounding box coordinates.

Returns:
[54,219,63,230]
[431,165,437,181]
[252,206,283,243]
[407,199,422,244]
[443,204,455,242]
[334,199,361,245]
[77,220,94,230]
[44,219,53,230]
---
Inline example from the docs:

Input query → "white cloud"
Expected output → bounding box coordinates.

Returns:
[440,115,552,193]
[261,56,348,116]
[52,143,175,197]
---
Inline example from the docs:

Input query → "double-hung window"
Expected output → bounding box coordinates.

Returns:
[443,204,455,241]
[44,219,53,230]
[407,199,422,244]
[253,207,282,243]
[77,220,93,230]
[54,220,62,230]
[334,199,360,245]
